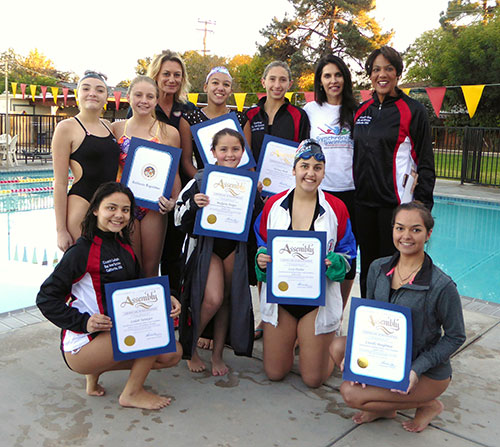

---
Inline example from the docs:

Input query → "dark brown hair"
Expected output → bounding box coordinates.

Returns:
[211,128,245,152]
[365,46,404,77]
[392,201,434,232]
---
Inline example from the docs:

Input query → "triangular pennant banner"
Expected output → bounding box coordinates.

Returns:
[285,92,294,102]
[21,83,26,99]
[425,87,446,118]
[256,93,266,100]
[188,93,199,105]
[234,93,247,112]
[401,88,411,96]
[113,91,122,111]
[51,87,59,105]
[11,82,17,98]
[62,87,69,106]
[41,85,48,103]
[461,85,485,118]
[74,89,78,107]
[103,102,107,111]
[304,92,315,103]
[360,90,372,102]
[30,85,37,101]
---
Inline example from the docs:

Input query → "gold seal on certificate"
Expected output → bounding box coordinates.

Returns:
[207,214,217,224]
[263,177,272,186]
[278,281,289,291]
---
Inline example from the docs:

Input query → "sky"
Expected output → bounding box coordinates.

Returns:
[0,0,450,85]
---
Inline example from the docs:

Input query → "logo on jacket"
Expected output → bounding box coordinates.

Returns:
[356,116,372,125]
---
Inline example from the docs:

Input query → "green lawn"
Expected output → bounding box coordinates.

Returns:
[433,151,500,185]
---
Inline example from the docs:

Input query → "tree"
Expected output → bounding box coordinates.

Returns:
[231,54,271,93]
[405,13,500,126]
[181,51,227,92]
[257,0,393,79]
[439,0,499,29]
[1,48,74,93]
[135,57,151,76]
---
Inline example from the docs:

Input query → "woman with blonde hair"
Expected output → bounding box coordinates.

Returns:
[112,75,181,277]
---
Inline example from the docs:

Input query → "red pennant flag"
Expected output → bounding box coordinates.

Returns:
[304,92,315,103]
[21,83,27,99]
[256,93,266,100]
[41,85,48,103]
[426,87,446,118]
[113,90,122,110]
[360,90,372,102]
[62,87,69,106]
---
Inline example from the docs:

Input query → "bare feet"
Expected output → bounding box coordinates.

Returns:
[197,337,213,350]
[352,410,397,425]
[402,399,444,432]
[187,350,206,373]
[211,356,229,376]
[86,374,105,396]
[119,388,171,410]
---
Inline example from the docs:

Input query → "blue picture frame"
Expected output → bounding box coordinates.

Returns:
[105,276,176,361]
[193,164,258,242]
[190,112,256,170]
[343,297,413,391]
[120,137,181,211]
[267,229,326,306]
[256,135,299,197]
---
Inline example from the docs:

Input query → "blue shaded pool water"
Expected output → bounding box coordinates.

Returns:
[427,196,500,303]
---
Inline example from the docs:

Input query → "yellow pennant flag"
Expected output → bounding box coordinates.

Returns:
[234,93,247,112]
[285,92,294,102]
[461,85,485,118]
[401,88,411,96]
[74,88,79,107]
[30,85,37,101]
[103,102,107,111]
[188,93,199,106]
[11,82,17,98]
[51,87,59,105]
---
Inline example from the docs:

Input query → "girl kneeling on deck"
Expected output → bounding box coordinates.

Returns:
[330,201,466,432]
[37,182,182,410]
[255,139,356,388]
[175,128,262,376]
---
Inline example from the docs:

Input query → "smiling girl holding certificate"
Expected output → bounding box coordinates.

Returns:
[330,201,465,432]
[175,129,262,376]
[255,139,356,387]
[37,182,182,410]
[112,76,181,278]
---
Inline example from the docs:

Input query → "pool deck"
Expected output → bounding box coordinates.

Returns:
[1,174,499,446]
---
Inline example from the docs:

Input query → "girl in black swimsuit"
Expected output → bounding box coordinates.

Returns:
[52,70,120,252]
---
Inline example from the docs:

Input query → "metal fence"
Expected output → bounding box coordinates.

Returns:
[432,127,500,186]
[2,114,500,186]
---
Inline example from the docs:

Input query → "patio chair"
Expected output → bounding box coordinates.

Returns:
[6,135,19,167]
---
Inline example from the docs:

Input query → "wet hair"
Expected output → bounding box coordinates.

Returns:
[365,46,404,77]
[147,50,191,103]
[81,182,136,244]
[78,70,108,89]
[262,61,292,81]
[392,201,435,233]
[314,54,357,130]
[211,128,245,152]
[127,75,159,98]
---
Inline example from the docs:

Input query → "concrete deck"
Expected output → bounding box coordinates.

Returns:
[0,177,499,446]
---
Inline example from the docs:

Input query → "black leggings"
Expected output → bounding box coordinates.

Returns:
[355,204,396,297]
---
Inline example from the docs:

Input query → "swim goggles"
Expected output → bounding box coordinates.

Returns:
[294,139,325,167]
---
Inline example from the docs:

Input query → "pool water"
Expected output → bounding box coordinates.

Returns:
[427,197,500,303]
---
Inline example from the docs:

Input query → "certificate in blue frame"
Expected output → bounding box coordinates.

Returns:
[267,230,326,306]
[343,297,413,391]
[190,112,256,170]
[193,165,258,242]
[120,137,181,211]
[257,135,299,197]
[105,276,176,361]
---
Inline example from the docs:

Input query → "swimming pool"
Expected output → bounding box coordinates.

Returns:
[427,196,500,303]
[1,189,499,314]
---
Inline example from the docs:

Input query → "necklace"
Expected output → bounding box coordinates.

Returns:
[395,263,422,286]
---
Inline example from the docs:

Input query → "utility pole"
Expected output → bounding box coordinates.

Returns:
[197,19,216,56]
